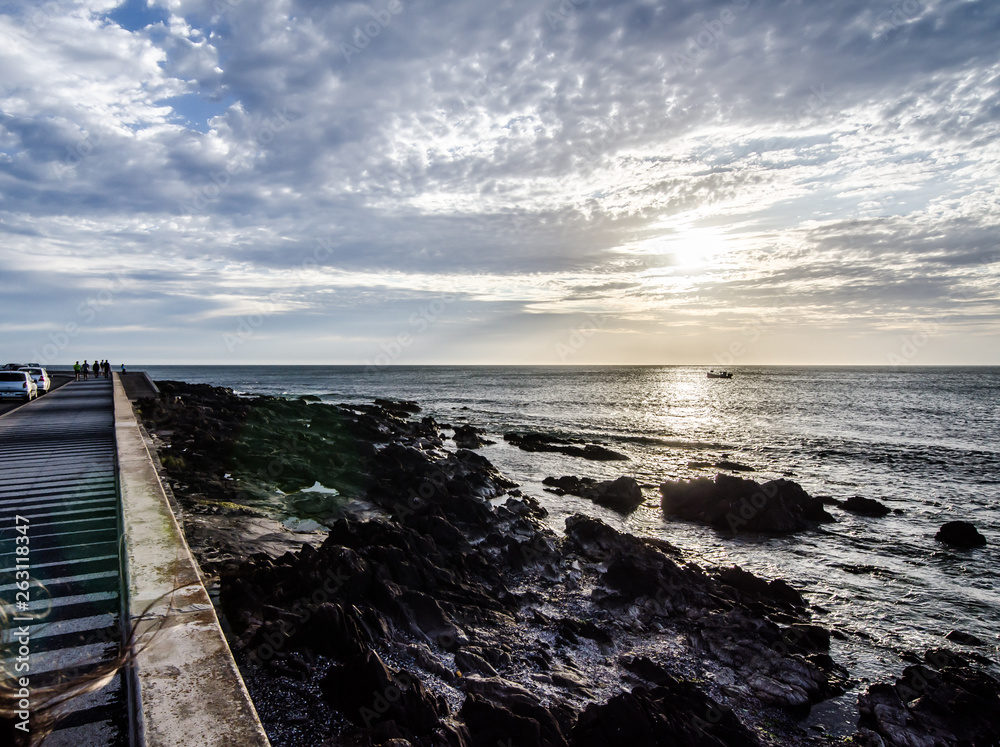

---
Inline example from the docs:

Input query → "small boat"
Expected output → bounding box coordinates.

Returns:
[707,370,733,379]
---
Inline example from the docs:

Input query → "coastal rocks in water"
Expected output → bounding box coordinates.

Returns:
[714,459,755,472]
[452,424,496,449]
[504,432,628,461]
[543,475,645,513]
[660,474,835,534]
[945,629,986,646]
[935,520,987,548]
[838,496,891,517]
[151,380,850,746]
[374,397,421,415]
[855,649,1000,747]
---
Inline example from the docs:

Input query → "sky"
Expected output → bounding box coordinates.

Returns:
[1,0,998,366]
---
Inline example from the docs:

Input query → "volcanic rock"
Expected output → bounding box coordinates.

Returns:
[543,475,644,513]
[935,520,987,548]
[452,424,496,449]
[946,629,986,646]
[660,474,834,534]
[504,432,627,461]
[839,496,891,517]
[856,652,1000,747]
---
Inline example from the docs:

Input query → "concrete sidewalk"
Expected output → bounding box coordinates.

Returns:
[0,376,270,746]
[0,378,127,745]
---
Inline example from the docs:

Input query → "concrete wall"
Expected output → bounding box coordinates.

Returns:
[113,373,270,746]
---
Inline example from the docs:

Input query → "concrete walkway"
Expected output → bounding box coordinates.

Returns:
[1,376,269,746]
[0,378,127,745]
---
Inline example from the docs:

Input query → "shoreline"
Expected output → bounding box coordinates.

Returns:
[133,379,999,747]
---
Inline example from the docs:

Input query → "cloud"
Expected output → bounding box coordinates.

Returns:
[0,0,998,363]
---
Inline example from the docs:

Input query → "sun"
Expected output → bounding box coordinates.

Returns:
[664,226,732,271]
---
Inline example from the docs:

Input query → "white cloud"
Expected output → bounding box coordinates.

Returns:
[0,0,998,363]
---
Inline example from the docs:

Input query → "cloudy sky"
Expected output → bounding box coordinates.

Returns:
[1,0,998,366]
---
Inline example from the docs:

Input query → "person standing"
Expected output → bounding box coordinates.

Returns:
[81,360,90,380]
[103,360,111,378]
[73,361,81,381]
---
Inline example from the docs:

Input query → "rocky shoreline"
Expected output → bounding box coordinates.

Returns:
[135,381,999,747]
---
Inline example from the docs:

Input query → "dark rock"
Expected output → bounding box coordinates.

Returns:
[505,432,628,461]
[455,650,499,678]
[857,653,1000,747]
[715,460,755,472]
[717,565,806,610]
[462,692,568,747]
[319,650,446,735]
[573,658,762,746]
[935,520,987,548]
[453,424,496,449]
[661,474,834,534]
[946,629,986,646]
[544,475,644,513]
[839,495,891,517]
[374,398,421,414]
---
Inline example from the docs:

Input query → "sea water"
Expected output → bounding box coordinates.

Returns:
[141,364,1000,720]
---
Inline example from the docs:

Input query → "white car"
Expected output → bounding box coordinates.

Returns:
[0,371,38,401]
[18,367,51,394]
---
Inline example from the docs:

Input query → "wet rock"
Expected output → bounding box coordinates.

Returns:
[455,650,499,678]
[156,379,851,746]
[945,629,986,646]
[935,520,987,548]
[544,475,644,513]
[839,496,891,517]
[374,398,421,414]
[716,565,806,610]
[505,432,628,461]
[461,692,568,747]
[856,653,1000,747]
[660,474,834,533]
[715,460,755,472]
[319,650,446,736]
[574,657,762,746]
[452,424,496,449]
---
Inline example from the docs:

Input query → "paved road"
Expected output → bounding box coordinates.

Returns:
[0,378,128,745]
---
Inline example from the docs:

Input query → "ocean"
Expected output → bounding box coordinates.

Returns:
[140,364,999,728]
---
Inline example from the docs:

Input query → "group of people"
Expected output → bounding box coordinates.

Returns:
[73,359,113,380]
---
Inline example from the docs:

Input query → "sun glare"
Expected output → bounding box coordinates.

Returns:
[651,226,733,272]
